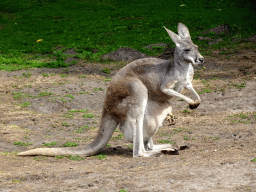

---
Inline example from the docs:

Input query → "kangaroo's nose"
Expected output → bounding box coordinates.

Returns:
[199,57,204,63]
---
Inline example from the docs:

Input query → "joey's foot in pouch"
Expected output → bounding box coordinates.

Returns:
[166,113,177,126]
[189,102,200,110]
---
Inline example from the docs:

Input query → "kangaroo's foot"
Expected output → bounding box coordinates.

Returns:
[166,113,177,126]
[189,100,201,110]
[146,144,179,156]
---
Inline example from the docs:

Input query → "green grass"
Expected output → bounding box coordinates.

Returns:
[19,101,31,107]
[36,92,53,97]
[67,155,85,161]
[42,141,57,146]
[12,92,33,99]
[111,133,124,140]
[227,111,254,124]
[101,68,111,74]
[83,113,94,118]
[13,141,32,146]
[231,82,246,89]
[251,158,256,162]
[64,94,75,99]
[64,142,78,147]
[92,154,107,160]
[74,125,88,133]
[182,109,192,113]
[198,88,212,94]
[0,0,255,71]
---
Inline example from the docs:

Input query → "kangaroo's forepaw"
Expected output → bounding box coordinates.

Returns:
[189,102,200,109]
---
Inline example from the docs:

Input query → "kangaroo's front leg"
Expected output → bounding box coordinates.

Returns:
[161,81,196,106]
[185,82,201,109]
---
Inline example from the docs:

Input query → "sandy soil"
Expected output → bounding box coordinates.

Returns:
[0,48,256,192]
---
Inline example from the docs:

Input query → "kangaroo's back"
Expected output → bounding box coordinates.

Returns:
[111,58,174,101]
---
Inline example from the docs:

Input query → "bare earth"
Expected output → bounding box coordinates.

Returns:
[0,48,256,192]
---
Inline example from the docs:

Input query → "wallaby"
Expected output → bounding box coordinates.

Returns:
[17,23,204,158]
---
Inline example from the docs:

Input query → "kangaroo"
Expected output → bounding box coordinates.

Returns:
[17,23,204,158]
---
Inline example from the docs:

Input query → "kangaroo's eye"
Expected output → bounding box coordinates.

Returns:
[184,49,191,52]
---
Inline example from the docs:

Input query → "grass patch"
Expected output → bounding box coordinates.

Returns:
[92,154,107,160]
[0,0,255,71]
[251,158,256,162]
[63,109,88,118]
[183,135,190,140]
[55,156,65,159]
[41,73,49,77]
[62,122,70,127]
[101,68,111,74]
[36,92,53,97]
[42,141,57,146]
[83,113,94,118]
[12,92,33,99]
[13,142,32,146]
[210,136,219,140]
[227,111,255,124]
[111,134,124,140]
[64,142,78,147]
[12,180,22,183]
[19,101,31,107]
[65,94,75,99]
[67,155,85,161]
[231,82,246,89]
[93,87,103,91]
[182,109,192,113]
[74,125,88,133]
[198,88,212,94]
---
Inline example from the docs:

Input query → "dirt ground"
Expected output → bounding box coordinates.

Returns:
[0,48,256,192]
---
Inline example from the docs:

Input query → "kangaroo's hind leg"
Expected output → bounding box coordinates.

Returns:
[114,78,164,157]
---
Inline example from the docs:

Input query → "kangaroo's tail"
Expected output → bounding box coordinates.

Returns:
[17,108,118,156]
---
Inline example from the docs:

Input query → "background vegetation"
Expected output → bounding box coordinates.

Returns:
[0,0,255,70]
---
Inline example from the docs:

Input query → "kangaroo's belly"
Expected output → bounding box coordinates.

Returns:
[119,100,172,143]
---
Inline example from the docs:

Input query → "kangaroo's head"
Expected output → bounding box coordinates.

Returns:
[164,23,204,65]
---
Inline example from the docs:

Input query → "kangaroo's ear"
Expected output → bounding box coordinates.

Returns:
[177,23,191,39]
[163,26,181,46]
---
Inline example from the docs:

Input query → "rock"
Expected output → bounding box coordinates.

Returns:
[197,36,213,41]
[158,47,175,60]
[144,43,167,50]
[63,48,77,55]
[202,24,231,35]
[103,47,148,62]
[208,38,223,45]
[232,34,256,42]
